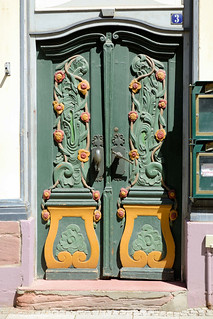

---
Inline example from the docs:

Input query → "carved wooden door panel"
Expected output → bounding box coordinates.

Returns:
[37,28,182,280]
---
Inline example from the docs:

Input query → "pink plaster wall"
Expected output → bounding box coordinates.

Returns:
[186,220,213,308]
[0,221,21,265]
[0,217,35,306]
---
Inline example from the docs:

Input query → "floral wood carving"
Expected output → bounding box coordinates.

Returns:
[131,224,163,256]
[53,55,91,188]
[55,224,88,259]
[128,54,167,187]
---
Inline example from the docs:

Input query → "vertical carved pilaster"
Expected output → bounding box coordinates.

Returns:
[102,33,114,276]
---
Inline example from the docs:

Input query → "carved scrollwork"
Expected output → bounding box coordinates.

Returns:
[128,54,167,187]
[52,55,91,188]
[131,224,163,256]
[56,224,88,260]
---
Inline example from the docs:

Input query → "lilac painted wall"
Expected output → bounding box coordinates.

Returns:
[186,220,213,308]
[0,217,35,306]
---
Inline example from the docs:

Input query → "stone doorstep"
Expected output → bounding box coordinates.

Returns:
[15,280,187,311]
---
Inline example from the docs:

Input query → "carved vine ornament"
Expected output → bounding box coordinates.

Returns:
[41,54,178,226]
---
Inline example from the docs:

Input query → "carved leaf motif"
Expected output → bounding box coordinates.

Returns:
[79,130,88,143]
[53,162,74,187]
[53,152,64,165]
[53,55,90,188]
[159,113,166,127]
[131,224,163,256]
[130,54,167,186]
[56,224,88,259]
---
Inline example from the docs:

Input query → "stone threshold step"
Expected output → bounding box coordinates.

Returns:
[16,279,187,311]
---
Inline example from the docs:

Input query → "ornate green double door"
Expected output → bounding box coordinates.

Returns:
[37,26,183,280]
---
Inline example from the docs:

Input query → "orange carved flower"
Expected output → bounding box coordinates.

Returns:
[128,111,138,122]
[156,69,166,81]
[53,101,64,115]
[155,129,166,142]
[54,71,65,83]
[53,130,64,143]
[78,80,90,95]
[41,209,50,222]
[77,149,90,162]
[129,149,139,160]
[158,99,167,109]
[80,112,90,123]
[129,79,142,93]
[93,210,102,222]
[117,208,125,219]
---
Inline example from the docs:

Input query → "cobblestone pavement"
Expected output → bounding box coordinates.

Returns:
[1,308,213,319]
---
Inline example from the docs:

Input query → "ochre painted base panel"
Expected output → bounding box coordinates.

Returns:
[46,268,98,280]
[120,267,174,281]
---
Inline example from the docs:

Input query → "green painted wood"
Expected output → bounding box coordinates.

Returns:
[46,268,98,280]
[37,26,183,280]
[120,267,174,281]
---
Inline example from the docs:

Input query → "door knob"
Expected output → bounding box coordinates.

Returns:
[112,150,133,164]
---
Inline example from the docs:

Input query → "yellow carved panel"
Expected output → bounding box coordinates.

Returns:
[120,205,175,269]
[44,206,99,269]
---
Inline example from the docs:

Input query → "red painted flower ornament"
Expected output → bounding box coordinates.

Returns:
[93,210,102,222]
[93,190,100,201]
[158,99,167,109]
[119,188,128,199]
[80,112,90,123]
[128,111,138,122]
[168,189,176,200]
[117,208,125,219]
[43,189,51,200]
[54,71,65,83]
[78,80,90,95]
[155,129,166,142]
[156,69,166,81]
[77,149,90,162]
[170,210,178,221]
[41,209,50,222]
[53,130,64,143]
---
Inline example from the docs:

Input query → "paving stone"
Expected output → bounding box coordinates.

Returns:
[3,308,213,318]
[206,311,213,317]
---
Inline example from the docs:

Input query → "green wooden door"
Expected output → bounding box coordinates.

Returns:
[37,27,183,280]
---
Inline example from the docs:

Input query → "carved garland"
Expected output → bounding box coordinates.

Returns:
[117,54,178,222]
[41,55,101,226]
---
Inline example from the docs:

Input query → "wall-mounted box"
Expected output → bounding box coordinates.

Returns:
[193,150,213,197]
[191,82,213,198]
[192,82,213,140]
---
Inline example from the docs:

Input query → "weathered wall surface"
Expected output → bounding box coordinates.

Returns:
[186,222,213,307]
[0,218,35,306]
[0,0,20,199]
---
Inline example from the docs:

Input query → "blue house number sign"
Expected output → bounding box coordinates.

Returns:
[171,13,183,25]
